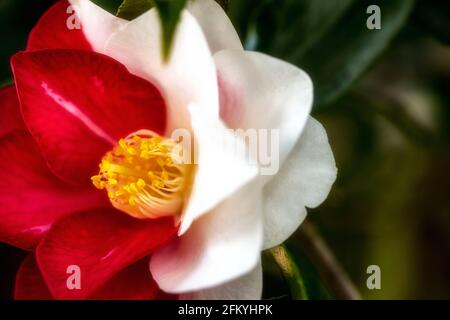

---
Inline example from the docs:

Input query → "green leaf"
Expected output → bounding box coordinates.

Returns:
[214,0,228,11]
[299,0,416,107]
[0,78,13,88]
[285,243,332,300]
[117,0,154,20]
[0,0,56,84]
[414,0,450,44]
[269,245,309,300]
[229,0,355,56]
[227,1,253,42]
[230,0,415,107]
[117,0,187,60]
[154,0,187,60]
[259,0,356,58]
[91,0,123,14]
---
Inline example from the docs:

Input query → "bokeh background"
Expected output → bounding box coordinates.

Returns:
[1,0,449,299]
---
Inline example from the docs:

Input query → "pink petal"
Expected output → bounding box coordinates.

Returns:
[0,85,25,137]
[36,208,177,300]
[15,255,52,300]
[27,0,92,51]
[0,132,108,251]
[11,49,167,185]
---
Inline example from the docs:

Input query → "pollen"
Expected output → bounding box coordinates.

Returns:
[91,130,190,219]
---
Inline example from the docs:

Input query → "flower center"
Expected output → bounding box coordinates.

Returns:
[91,130,189,219]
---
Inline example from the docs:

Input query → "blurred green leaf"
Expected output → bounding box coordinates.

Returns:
[117,0,154,20]
[214,0,228,11]
[230,0,415,107]
[117,0,187,60]
[0,79,13,89]
[0,0,55,84]
[92,0,123,13]
[154,0,187,60]
[300,0,415,107]
[242,0,355,58]
[270,245,309,300]
[285,243,331,300]
[227,1,253,41]
[414,0,450,44]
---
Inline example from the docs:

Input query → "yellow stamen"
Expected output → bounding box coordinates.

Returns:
[91,130,190,219]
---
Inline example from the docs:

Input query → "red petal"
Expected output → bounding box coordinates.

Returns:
[11,49,167,185]
[157,291,179,300]
[15,255,53,300]
[0,85,25,137]
[0,132,108,251]
[91,258,160,300]
[36,208,177,300]
[27,0,92,51]
[15,256,168,300]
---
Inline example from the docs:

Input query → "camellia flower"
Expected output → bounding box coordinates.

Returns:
[0,0,336,299]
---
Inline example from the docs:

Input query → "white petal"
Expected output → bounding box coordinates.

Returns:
[179,105,259,234]
[263,117,337,249]
[214,50,313,168]
[69,0,127,52]
[104,9,219,133]
[180,261,263,300]
[263,204,307,252]
[188,0,243,53]
[150,181,263,293]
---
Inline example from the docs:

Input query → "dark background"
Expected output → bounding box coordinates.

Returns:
[1,0,450,299]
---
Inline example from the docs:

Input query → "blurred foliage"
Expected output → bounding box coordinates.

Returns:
[285,245,331,300]
[310,36,450,298]
[0,0,55,84]
[1,0,450,300]
[152,0,187,59]
[117,0,154,20]
[91,0,123,13]
[414,0,450,45]
[229,0,416,107]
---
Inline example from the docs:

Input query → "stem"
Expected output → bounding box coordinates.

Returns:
[296,220,362,300]
[270,245,309,300]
